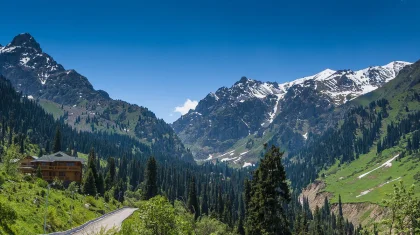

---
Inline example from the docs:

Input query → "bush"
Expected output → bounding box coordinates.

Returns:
[0,202,17,226]
[0,174,5,186]
[23,174,33,182]
[104,191,111,203]
[85,196,97,207]
[36,178,48,188]
[52,177,64,190]
[46,206,64,232]
[195,216,234,235]
[120,196,194,234]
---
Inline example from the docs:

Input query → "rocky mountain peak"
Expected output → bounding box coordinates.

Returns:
[9,33,41,52]
[236,76,251,84]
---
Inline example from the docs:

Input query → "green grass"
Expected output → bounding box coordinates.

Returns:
[38,99,64,119]
[321,143,420,206]
[0,172,120,234]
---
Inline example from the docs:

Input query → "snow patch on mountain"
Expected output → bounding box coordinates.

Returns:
[267,94,282,124]
[19,57,30,65]
[243,162,254,168]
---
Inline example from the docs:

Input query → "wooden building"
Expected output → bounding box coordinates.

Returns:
[18,155,39,174]
[25,152,85,183]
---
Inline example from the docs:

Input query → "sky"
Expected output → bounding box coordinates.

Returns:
[0,0,419,123]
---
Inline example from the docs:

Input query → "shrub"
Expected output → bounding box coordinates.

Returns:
[52,177,64,190]
[36,178,48,188]
[104,191,110,203]
[0,174,5,186]
[85,196,97,207]
[46,206,64,232]
[23,174,33,182]
[0,202,17,226]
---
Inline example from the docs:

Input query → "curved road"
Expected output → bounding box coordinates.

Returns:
[71,207,137,235]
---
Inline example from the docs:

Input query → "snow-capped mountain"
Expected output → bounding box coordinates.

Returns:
[0,33,100,105]
[284,61,411,105]
[0,33,194,162]
[172,61,412,162]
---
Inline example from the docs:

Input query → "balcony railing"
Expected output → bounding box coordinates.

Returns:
[30,165,81,171]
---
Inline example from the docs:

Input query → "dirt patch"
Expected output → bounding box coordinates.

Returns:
[331,203,388,226]
[300,180,389,226]
[299,180,332,211]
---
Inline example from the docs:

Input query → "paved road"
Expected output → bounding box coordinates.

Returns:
[71,208,137,235]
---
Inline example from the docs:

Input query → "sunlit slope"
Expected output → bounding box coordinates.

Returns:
[320,60,420,204]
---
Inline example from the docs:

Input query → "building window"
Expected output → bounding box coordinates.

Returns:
[59,172,66,177]
[67,162,75,166]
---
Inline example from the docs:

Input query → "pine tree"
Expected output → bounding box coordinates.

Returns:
[83,169,97,196]
[322,197,330,220]
[105,157,116,190]
[87,148,100,191]
[337,194,345,235]
[97,172,105,195]
[36,165,42,178]
[201,186,209,216]
[245,145,291,235]
[130,160,139,188]
[114,179,125,202]
[187,176,200,219]
[237,216,245,235]
[244,178,251,218]
[105,172,113,191]
[143,157,158,200]
[338,194,343,217]
[19,134,24,154]
[45,140,50,154]
[52,126,61,153]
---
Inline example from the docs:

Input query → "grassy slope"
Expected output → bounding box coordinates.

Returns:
[0,172,120,234]
[38,99,64,119]
[319,61,420,205]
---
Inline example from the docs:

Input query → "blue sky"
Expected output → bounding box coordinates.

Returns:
[1,0,419,122]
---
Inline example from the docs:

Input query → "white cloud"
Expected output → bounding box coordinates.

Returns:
[174,99,198,115]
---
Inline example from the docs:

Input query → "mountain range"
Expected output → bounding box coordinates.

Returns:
[0,32,414,168]
[172,60,411,165]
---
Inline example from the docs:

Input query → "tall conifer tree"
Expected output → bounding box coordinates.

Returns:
[143,157,158,200]
[52,126,61,153]
[245,145,291,235]
[187,176,200,219]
